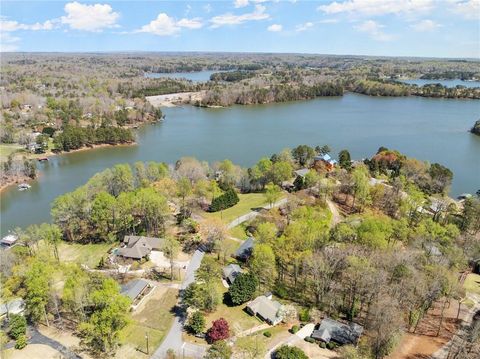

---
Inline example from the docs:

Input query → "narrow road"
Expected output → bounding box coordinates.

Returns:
[227,198,288,229]
[326,199,342,226]
[151,249,206,359]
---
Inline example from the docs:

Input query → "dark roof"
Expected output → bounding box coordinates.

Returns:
[117,236,165,259]
[120,279,149,301]
[311,318,363,345]
[235,237,254,260]
[223,264,242,284]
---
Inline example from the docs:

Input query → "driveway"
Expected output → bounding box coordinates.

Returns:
[264,323,314,359]
[151,249,206,359]
[227,198,288,229]
[3,326,83,359]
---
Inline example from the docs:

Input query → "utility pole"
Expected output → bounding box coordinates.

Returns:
[145,332,149,354]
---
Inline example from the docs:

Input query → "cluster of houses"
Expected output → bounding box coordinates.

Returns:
[222,236,364,347]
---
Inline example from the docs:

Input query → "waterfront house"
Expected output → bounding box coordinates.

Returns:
[0,234,19,248]
[294,168,310,178]
[311,318,363,345]
[0,299,25,319]
[314,154,337,171]
[117,235,165,260]
[246,293,284,325]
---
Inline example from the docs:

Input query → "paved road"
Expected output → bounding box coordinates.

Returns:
[152,249,206,359]
[227,198,288,229]
[3,326,83,358]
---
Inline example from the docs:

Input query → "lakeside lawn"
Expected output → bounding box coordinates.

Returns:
[120,288,179,357]
[204,193,269,224]
[0,144,23,161]
[57,242,113,268]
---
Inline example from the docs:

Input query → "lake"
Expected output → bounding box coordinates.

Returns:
[1,93,479,235]
[400,79,480,88]
[144,70,220,82]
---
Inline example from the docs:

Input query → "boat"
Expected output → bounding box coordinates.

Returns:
[38,157,49,162]
[18,183,31,191]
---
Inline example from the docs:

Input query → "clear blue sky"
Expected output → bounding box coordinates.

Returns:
[1,0,479,58]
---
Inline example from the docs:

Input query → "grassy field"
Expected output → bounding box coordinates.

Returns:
[0,144,23,161]
[464,273,480,295]
[57,242,113,268]
[121,288,178,356]
[204,193,269,224]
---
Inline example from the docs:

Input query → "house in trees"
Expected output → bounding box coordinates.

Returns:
[246,293,284,325]
[117,235,165,260]
[222,263,242,285]
[234,237,255,261]
[0,298,25,319]
[294,168,310,178]
[0,234,19,249]
[313,154,337,172]
[310,318,363,345]
[120,279,154,309]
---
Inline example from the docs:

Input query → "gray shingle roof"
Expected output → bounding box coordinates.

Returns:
[235,237,254,260]
[311,318,363,345]
[117,236,165,259]
[222,264,242,284]
[294,168,310,177]
[120,279,149,301]
[247,295,283,324]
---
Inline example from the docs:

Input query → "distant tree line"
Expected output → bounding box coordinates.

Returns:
[53,126,134,152]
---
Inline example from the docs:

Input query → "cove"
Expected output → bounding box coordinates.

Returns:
[1,93,479,235]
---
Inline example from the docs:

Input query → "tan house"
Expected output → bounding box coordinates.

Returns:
[117,235,165,260]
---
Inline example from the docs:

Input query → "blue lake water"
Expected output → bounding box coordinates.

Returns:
[1,93,479,235]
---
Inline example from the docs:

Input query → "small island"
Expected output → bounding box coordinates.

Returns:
[471,120,480,136]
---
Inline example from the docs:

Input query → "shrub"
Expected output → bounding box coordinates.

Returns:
[299,308,311,322]
[228,273,258,305]
[206,318,230,343]
[274,344,308,359]
[263,331,272,338]
[319,342,326,349]
[290,325,299,334]
[9,314,27,340]
[15,334,27,350]
[188,311,206,335]
[274,282,289,299]
[327,342,336,350]
[304,337,315,343]
[209,188,239,212]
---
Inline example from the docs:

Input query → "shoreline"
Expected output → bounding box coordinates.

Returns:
[0,142,137,195]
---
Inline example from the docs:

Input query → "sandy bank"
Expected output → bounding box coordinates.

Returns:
[146,91,204,107]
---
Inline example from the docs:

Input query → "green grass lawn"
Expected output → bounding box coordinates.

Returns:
[0,144,23,161]
[464,273,480,295]
[57,242,113,268]
[229,224,249,239]
[204,193,270,224]
[204,280,261,336]
[122,288,179,354]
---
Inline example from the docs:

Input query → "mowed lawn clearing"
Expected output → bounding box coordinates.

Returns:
[119,287,178,358]
[57,242,113,268]
[0,144,23,161]
[204,193,269,224]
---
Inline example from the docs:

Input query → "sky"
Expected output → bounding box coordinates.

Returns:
[0,0,479,58]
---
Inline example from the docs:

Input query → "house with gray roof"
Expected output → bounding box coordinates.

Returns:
[235,237,254,261]
[120,279,153,309]
[222,264,242,285]
[311,318,363,345]
[0,298,25,319]
[294,168,310,178]
[246,294,284,325]
[117,235,165,260]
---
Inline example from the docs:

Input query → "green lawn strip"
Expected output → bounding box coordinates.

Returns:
[229,224,249,239]
[464,273,480,295]
[122,288,179,351]
[57,242,113,268]
[204,193,269,224]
